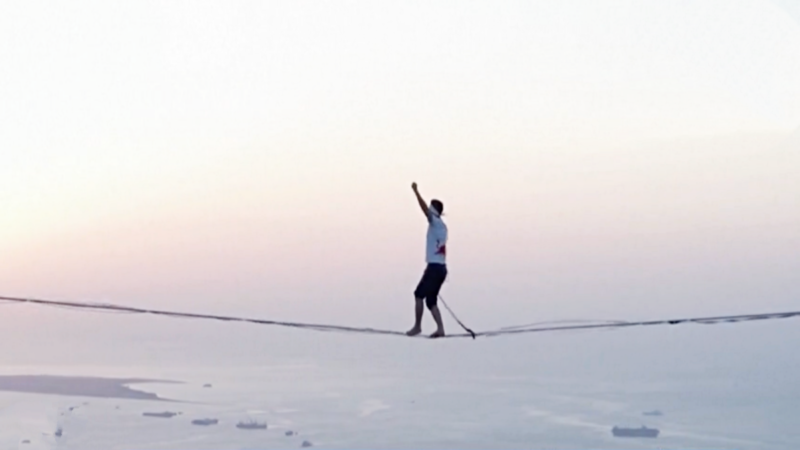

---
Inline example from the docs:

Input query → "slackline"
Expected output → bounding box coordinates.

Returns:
[1,294,798,339]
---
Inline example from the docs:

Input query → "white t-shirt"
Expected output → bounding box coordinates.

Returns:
[426,207,448,264]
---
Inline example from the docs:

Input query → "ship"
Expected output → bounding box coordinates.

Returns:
[236,420,267,430]
[54,427,63,437]
[142,411,179,418]
[191,418,219,426]
[612,426,659,438]
[643,410,663,416]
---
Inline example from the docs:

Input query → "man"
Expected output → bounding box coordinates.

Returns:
[407,182,448,338]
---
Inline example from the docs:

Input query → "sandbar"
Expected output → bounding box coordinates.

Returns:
[0,375,181,401]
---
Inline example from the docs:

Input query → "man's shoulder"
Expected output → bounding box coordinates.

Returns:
[430,215,447,232]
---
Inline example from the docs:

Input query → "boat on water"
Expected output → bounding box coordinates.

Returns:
[643,410,663,416]
[236,420,267,430]
[54,427,63,437]
[612,426,659,438]
[192,418,219,426]
[143,411,179,418]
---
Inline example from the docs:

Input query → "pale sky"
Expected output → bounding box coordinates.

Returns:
[1,0,799,331]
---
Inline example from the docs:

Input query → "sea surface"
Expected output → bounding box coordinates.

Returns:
[0,307,798,450]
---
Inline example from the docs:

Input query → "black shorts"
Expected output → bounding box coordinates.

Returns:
[414,263,448,309]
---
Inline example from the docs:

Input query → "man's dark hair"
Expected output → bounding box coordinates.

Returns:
[430,199,444,215]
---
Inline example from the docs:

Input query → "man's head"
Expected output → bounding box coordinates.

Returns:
[430,199,444,216]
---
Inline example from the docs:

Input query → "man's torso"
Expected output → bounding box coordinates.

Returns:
[426,213,448,265]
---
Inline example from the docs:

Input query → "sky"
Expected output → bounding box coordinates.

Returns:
[1,0,799,332]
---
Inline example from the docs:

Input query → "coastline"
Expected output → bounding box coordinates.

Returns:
[0,375,182,402]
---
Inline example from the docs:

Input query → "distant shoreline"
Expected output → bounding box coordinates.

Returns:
[0,375,182,401]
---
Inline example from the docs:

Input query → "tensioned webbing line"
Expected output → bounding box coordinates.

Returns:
[1,294,798,339]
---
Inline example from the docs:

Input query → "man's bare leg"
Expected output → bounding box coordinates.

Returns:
[428,305,445,338]
[406,298,424,336]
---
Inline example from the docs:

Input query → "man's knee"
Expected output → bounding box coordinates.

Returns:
[425,296,438,310]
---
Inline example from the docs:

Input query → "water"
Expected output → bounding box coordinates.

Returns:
[0,308,798,449]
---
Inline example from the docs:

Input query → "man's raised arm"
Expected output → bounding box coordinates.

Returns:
[411,182,431,222]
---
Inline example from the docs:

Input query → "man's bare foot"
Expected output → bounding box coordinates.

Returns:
[406,327,422,336]
[429,330,445,338]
